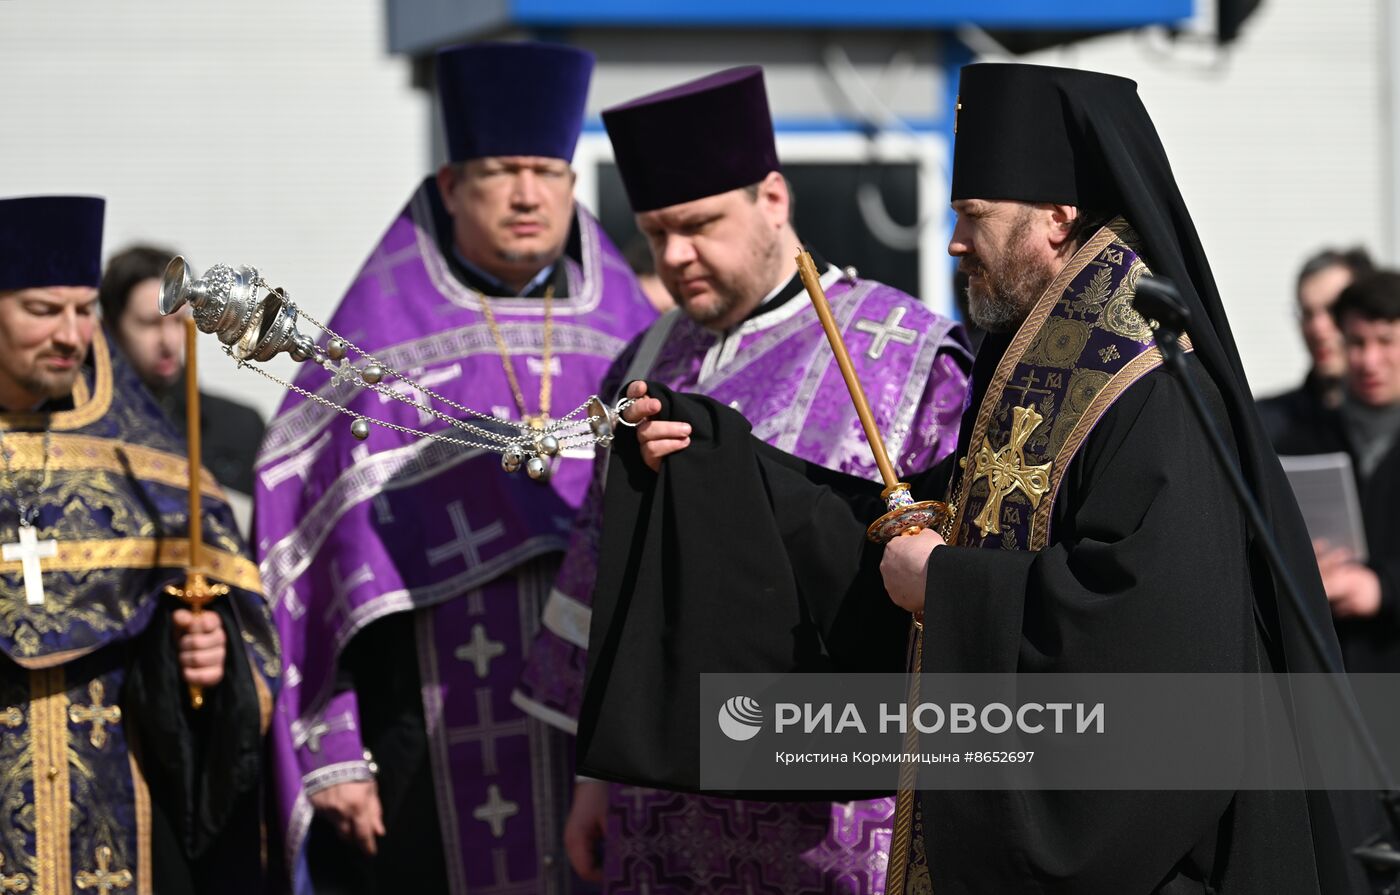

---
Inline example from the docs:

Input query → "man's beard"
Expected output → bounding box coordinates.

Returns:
[145,367,182,395]
[18,365,79,402]
[962,214,1058,333]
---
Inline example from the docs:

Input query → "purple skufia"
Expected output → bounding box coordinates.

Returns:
[603,65,780,212]
[0,195,105,291]
[435,41,595,162]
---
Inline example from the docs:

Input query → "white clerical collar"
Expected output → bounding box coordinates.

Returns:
[731,263,842,331]
[453,248,555,297]
[755,273,790,309]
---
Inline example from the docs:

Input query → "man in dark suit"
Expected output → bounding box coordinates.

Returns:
[98,245,264,513]
[1258,247,1373,444]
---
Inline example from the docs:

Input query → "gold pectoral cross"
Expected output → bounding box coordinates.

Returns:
[967,405,1052,537]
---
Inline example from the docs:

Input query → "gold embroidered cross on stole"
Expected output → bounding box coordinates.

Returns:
[75,845,131,893]
[966,405,1052,537]
[68,680,122,749]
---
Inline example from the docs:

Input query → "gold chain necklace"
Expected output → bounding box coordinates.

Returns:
[476,283,554,429]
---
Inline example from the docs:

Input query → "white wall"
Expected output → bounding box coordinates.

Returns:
[1018,0,1386,397]
[0,0,1386,412]
[0,1,430,419]
[578,5,1390,398]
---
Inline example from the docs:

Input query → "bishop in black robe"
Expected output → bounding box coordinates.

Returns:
[577,64,1379,894]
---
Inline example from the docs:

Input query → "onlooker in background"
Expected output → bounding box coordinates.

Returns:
[98,245,265,516]
[1274,270,1400,671]
[1257,246,1374,446]
[622,233,676,312]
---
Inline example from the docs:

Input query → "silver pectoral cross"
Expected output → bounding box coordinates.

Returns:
[3,525,57,606]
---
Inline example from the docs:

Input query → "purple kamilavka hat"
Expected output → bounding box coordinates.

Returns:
[603,66,780,213]
[436,41,595,163]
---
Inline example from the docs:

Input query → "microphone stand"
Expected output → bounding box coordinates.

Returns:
[1133,278,1400,886]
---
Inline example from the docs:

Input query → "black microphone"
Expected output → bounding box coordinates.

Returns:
[1132,271,1400,878]
[1131,274,1190,340]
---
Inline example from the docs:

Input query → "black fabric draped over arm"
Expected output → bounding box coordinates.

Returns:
[123,592,267,892]
[577,382,911,792]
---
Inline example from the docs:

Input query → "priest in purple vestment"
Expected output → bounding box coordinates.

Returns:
[0,195,278,894]
[513,67,972,894]
[255,43,657,894]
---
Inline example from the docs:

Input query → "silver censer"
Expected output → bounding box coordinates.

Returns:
[159,257,630,483]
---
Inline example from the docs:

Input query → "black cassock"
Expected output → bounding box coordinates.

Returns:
[579,351,1368,895]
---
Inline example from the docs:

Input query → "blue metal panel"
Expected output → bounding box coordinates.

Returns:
[509,0,1191,29]
[387,0,511,54]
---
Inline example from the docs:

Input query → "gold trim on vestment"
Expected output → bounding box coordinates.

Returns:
[127,737,153,895]
[29,667,71,894]
[254,668,273,736]
[884,626,924,895]
[8,646,100,672]
[1030,335,1193,547]
[0,539,260,592]
[0,330,113,433]
[0,433,226,502]
[947,222,1126,539]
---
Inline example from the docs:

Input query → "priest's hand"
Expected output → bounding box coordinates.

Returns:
[172,608,226,688]
[620,380,690,473]
[309,780,386,856]
[563,779,608,882]
[880,528,945,614]
[1316,544,1382,618]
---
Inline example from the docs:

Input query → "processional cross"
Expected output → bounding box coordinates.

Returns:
[967,405,1052,537]
[3,526,57,607]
